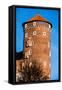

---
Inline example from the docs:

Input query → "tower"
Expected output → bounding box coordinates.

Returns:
[23,15,52,80]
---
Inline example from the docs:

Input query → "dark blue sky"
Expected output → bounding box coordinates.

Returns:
[16,7,59,80]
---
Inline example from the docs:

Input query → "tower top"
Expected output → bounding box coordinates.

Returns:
[28,14,47,22]
[22,14,52,28]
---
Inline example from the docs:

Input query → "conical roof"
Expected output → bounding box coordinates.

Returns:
[22,14,52,28]
[28,14,47,22]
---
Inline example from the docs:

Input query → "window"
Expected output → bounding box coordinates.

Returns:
[25,24,27,28]
[25,33,28,38]
[27,39,33,47]
[33,22,36,26]
[29,49,32,55]
[33,31,37,35]
[42,32,46,36]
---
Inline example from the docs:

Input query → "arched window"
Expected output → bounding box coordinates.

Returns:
[29,49,32,55]
[33,31,37,35]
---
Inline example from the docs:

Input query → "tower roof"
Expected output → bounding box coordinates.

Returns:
[22,15,52,28]
[28,15,47,22]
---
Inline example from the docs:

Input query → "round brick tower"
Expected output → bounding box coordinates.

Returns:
[23,15,52,80]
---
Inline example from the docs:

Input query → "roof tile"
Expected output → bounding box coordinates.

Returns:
[28,14,47,22]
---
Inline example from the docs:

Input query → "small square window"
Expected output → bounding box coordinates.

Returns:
[33,22,36,26]
[33,31,37,35]
[43,32,46,36]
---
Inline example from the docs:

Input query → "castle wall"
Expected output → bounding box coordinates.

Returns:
[24,21,51,79]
